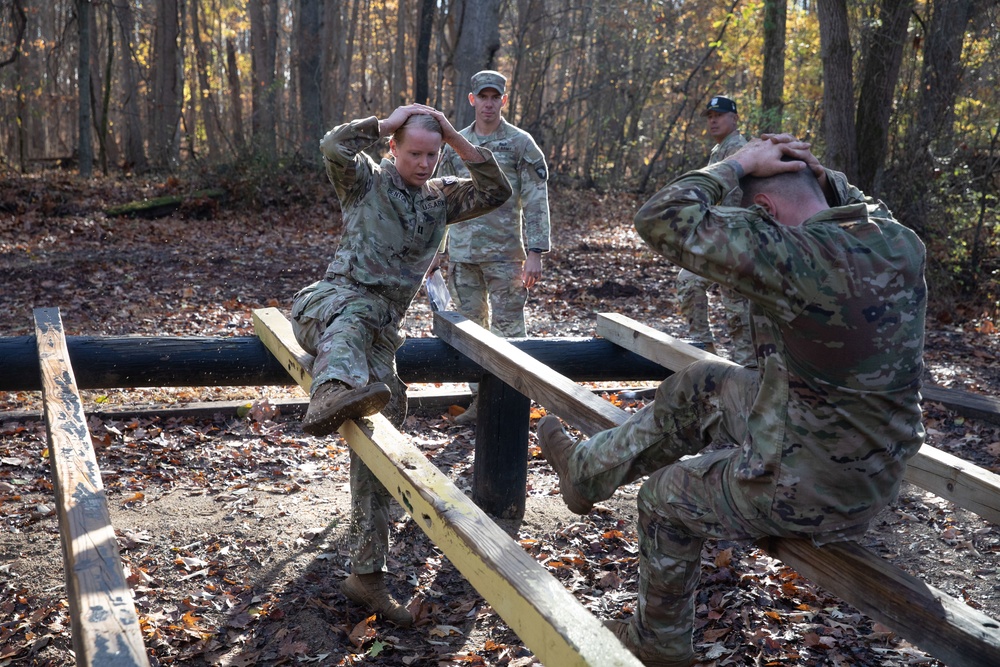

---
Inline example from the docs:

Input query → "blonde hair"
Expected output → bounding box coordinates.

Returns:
[394,114,443,144]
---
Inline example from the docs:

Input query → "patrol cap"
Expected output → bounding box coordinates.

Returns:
[471,70,507,95]
[701,95,738,116]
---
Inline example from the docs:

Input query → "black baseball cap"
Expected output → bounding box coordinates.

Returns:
[701,95,738,116]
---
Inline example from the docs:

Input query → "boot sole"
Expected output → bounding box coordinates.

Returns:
[302,383,391,436]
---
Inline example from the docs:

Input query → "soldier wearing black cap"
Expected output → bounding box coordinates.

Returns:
[676,94,754,367]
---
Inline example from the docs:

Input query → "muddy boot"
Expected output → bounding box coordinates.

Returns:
[302,381,391,437]
[536,416,593,515]
[455,400,478,425]
[341,572,413,627]
[606,619,694,667]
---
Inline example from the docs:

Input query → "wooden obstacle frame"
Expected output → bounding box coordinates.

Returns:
[8,305,1000,666]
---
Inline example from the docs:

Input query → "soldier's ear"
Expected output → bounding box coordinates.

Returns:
[468,92,476,106]
[389,137,398,157]
[753,193,775,216]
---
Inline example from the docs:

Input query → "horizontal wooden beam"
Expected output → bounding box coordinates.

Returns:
[251,308,643,667]
[0,333,670,392]
[594,312,1000,526]
[432,309,1000,666]
[34,308,150,667]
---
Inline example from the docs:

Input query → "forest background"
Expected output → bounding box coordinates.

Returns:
[0,0,999,320]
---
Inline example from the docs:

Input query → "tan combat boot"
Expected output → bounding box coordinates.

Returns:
[606,619,695,667]
[536,415,593,515]
[301,381,391,437]
[455,401,477,425]
[341,572,413,627]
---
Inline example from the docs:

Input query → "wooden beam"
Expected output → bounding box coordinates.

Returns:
[432,310,622,435]
[251,308,643,667]
[595,312,1000,526]
[759,537,1000,667]
[430,308,1000,666]
[0,333,670,392]
[471,373,531,519]
[921,384,1000,425]
[33,308,150,667]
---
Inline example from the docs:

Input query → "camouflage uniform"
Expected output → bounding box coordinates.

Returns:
[676,130,755,366]
[567,160,927,658]
[291,116,510,574]
[436,118,551,337]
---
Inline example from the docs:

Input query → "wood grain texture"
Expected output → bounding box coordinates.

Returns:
[34,308,150,667]
[432,310,624,434]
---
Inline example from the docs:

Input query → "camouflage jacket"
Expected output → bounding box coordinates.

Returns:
[634,161,927,534]
[436,118,550,263]
[708,130,746,207]
[320,116,512,307]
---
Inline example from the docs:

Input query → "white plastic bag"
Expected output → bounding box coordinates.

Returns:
[424,270,452,312]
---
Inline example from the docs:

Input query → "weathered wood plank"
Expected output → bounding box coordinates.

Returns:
[921,384,1000,425]
[432,308,1000,666]
[251,308,643,667]
[431,310,622,434]
[595,312,1000,526]
[33,308,150,667]
[759,537,1000,667]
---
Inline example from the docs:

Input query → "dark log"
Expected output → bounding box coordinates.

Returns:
[0,336,671,391]
[473,373,531,520]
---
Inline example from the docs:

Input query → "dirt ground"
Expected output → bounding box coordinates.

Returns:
[1,173,999,666]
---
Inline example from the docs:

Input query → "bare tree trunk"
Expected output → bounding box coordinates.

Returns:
[451,0,501,127]
[115,0,148,172]
[855,0,914,193]
[95,3,115,174]
[414,0,435,104]
[250,0,278,158]
[298,0,322,159]
[817,0,857,179]
[395,2,409,107]
[191,0,221,163]
[150,0,181,169]
[332,0,361,124]
[761,0,786,133]
[910,0,976,158]
[225,37,246,153]
[77,0,93,177]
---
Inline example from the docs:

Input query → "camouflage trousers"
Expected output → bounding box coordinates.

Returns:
[291,279,408,574]
[568,360,866,657]
[676,268,755,366]
[448,260,528,338]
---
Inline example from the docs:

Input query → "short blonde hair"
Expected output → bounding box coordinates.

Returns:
[394,114,443,144]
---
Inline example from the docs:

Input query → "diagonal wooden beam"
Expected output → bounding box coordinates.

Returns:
[595,312,1000,526]
[34,308,150,667]
[251,308,642,667]
[430,308,1000,666]
[431,310,623,435]
[758,537,1000,667]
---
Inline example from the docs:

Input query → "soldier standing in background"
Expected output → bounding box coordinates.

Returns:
[537,135,926,666]
[435,70,551,424]
[291,103,511,626]
[676,95,754,366]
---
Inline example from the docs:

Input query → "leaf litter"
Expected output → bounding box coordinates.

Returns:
[1,174,999,665]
